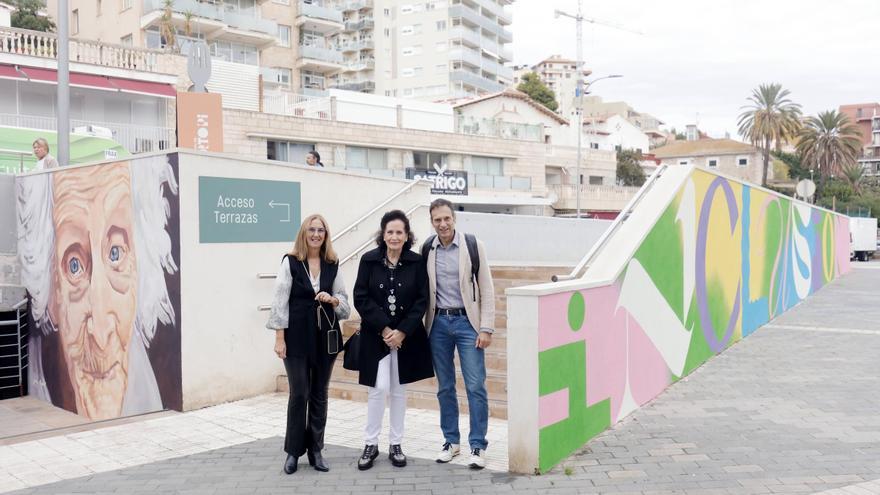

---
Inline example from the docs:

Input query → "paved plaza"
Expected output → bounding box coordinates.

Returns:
[1,263,879,494]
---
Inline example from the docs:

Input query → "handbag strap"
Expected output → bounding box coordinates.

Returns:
[316,303,337,330]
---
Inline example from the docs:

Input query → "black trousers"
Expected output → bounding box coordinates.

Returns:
[282,352,337,457]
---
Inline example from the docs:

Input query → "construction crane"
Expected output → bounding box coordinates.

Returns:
[554,0,643,218]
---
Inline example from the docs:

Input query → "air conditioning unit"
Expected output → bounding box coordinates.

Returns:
[72,125,114,140]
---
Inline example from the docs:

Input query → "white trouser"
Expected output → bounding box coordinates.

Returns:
[364,350,407,446]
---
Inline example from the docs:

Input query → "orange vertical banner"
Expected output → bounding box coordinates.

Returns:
[176,92,224,152]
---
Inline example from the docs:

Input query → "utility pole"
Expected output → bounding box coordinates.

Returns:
[57,0,70,166]
[554,3,638,218]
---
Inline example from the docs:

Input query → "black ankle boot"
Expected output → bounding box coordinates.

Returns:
[283,454,298,474]
[309,450,329,472]
[389,444,407,467]
[357,444,379,471]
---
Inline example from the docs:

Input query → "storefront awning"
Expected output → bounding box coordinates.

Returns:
[4,64,176,98]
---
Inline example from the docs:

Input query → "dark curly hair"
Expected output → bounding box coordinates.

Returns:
[375,209,415,252]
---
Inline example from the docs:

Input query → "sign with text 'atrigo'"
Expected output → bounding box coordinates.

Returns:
[199,176,301,243]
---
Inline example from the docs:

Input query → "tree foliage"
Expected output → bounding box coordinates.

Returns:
[11,0,56,32]
[737,83,802,187]
[796,110,862,187]
[616,149,646,187]
[517,72,558,112]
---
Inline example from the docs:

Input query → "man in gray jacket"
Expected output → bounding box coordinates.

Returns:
[422,198,495,469]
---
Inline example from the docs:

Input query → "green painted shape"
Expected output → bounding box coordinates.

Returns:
[0,126,130,173]
[682,275,733,375]
[760,201,784,302]
[198,176,302,243]
[567,292,585,331]
[633,198,685,322]
[538,342,611,473]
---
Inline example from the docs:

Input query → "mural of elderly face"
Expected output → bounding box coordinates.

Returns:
[18,154,181,421]
[48,163,139,419]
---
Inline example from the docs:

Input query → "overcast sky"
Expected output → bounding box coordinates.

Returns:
[510,0,880,140]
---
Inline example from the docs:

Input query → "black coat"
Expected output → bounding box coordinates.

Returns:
[353,248,434,387]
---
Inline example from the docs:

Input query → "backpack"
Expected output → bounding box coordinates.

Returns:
[421,233,480,301]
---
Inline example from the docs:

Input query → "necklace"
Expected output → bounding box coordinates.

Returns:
[384,256,399,316]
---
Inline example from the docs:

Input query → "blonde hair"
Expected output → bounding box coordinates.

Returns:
[290,214,338,263]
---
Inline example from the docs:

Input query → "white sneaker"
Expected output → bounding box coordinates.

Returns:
[468,448,486,469]
[435,442,460,463]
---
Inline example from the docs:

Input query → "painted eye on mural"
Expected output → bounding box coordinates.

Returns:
[69,257,83,276]
[109,245,124,264]
[106,227,130,270]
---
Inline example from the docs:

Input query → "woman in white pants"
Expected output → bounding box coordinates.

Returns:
[352,210,434,470]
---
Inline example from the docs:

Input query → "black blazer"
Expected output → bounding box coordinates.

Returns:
[353,248,434,387]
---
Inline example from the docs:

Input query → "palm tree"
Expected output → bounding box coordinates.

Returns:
[796,110,862,192]
[841,161,865,195]
[737,83,803,187]
[159,0,177,52]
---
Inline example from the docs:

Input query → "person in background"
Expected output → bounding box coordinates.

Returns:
[33,138,59,170]
[306,151,324,168]
[266,214,350,474]
[422,198,495,470]
[352,210,433,470]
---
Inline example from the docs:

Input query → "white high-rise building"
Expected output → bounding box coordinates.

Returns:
[331,0,514,100]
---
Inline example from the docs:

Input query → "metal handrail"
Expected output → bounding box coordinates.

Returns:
[552,164,669,282]
[331,180,423,242]
[12,298,27,310]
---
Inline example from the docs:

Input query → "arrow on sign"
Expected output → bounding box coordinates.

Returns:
[268,200,291,222]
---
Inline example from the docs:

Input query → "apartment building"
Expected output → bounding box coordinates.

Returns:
[529,54,590,117]
[582,95,666,147]
[839,103,880,177]
[46,0,351,95]
[346,0,513,100]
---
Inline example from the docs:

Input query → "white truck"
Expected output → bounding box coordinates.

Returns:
[849,216,878,262]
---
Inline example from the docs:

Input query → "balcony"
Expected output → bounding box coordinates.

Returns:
[548,184,641,212]
[143,0,277,42]
[449,4,513,43]
[480,38,512,62]
[296,1,344,34]
[448,46,482,68]
[297,43,343,71]
[341,0,373,11]
[0,26,164,73]
[339,58,375,72]
[343,17,375,32]
[456,116,543,142]
[450,69,503,93]
[473,0,512,25]
[333,80,375,92]
[339,38,374,51]
[263,91,332,119]
[0,113,174,155]
[449,26,482,48]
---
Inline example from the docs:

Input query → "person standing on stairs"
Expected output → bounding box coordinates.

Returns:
[421,199,496,470]
[266,214,350,475]
[353,209,434,471]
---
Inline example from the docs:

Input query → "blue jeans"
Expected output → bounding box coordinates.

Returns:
[429,314,489,451]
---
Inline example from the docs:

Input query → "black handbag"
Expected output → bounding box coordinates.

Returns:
[342,331,361,371]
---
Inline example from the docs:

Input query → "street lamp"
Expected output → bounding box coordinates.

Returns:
[555,3,624,217]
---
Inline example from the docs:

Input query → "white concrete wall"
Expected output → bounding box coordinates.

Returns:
[328,89,454,131]
[176,150,432,410]
[604,115,650,153]
[455,212,610,266]
[456,95,562,127]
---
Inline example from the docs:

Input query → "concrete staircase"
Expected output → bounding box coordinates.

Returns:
[277,265,569,421]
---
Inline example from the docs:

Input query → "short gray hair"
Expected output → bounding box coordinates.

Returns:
[32,138,50,152]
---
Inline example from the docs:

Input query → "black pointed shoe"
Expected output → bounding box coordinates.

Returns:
[308,449,329,472]
[357,444,379,471]
[283,454,298,474]
[389,444,407,467]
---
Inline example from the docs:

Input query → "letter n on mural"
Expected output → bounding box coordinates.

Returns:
[534,169,850,472]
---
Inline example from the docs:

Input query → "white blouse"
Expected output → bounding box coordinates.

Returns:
[265,256,351,330]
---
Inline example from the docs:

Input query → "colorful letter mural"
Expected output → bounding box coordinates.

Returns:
[16,154,182,420]
[535,169,851,472]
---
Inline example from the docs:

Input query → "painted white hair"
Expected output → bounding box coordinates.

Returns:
[16,155,179,349]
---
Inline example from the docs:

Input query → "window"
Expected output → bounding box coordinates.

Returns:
[402,68,415,77]
[435,41,446,51]
[270,67,292,87]
[120,34,133,46]
[436,20,446,31]
[435,63,446,74]
[401,25,414,36]
[345,146,387,169]
[468,156,503,175]
[72,9,79,34]
[384,8,390,16]
[278,24,291,47]
[737,156,749,167]
[401,4,413,13]
[402,45,422,56]
[678,160,690,166]
[267,140,315,163]
[121,0,132,10]
[590,142,599,150]
[589,176,604,185]
[707,157,719,168]
[384,28,390,37]
[414,152,448,171]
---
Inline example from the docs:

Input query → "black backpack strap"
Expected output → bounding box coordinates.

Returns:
[464,233,479,279]
[421,235,437,260]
